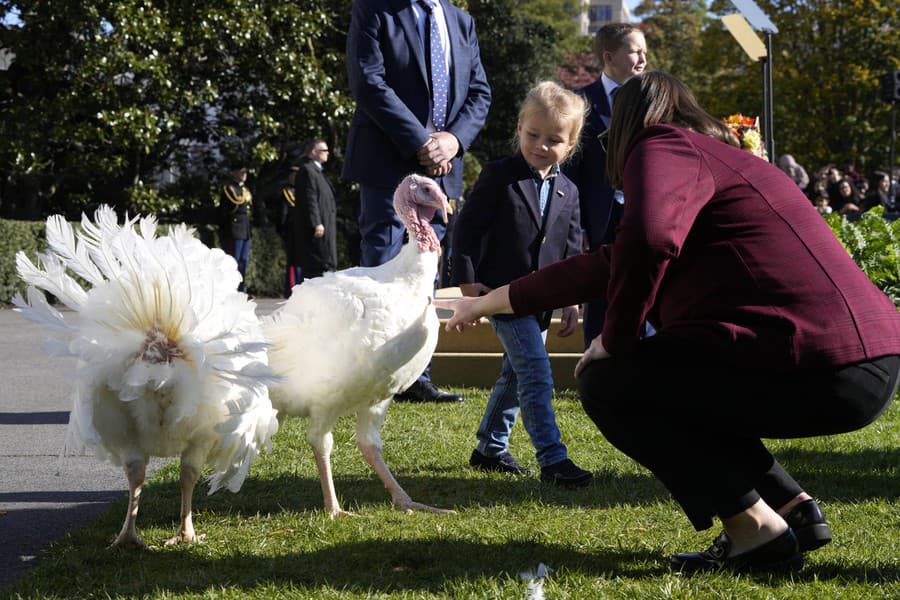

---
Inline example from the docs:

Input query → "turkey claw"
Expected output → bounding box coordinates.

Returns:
[109,534,149,549]
[327,509,356,519]
[164,532,205,545]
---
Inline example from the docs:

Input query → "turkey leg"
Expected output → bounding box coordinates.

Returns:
[111,460,148,548]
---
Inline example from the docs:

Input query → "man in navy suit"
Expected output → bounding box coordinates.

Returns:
[563,23,646,348]
[343,0,492,403]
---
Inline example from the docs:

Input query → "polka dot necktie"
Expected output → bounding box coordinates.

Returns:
[419,0,448,131]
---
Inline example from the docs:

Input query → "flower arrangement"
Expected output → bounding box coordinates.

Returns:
[722,113,767,160]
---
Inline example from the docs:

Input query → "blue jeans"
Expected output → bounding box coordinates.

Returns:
[476,315,568,467]
[359,183,447,384]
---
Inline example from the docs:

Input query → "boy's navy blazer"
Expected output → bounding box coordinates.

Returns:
[452,153,582,291]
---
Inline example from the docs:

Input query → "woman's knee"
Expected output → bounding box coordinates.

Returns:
[576,359,623,428]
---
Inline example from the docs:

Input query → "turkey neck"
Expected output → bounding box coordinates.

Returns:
[381,234,441,298]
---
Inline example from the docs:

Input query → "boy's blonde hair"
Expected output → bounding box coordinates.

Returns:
[515,81,588,163]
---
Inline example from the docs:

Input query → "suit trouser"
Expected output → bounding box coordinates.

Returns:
[576,333,899,530]
[227,238,251,292]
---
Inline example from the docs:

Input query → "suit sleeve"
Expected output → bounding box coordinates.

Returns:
[445,12,491,153]
[346,0,431,159]
[450,165,497,285]
[565,186,582,258]
[602,130,715,356]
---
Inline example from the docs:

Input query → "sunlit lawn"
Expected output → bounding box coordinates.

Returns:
[4,390,898,599]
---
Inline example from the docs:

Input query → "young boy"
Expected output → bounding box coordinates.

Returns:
[451,81,592,486]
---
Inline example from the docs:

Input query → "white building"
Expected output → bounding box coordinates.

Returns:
[576,0,633,35]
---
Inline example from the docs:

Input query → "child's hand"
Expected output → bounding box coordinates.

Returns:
[557,305,579,337]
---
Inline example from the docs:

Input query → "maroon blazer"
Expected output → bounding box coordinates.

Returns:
[509,125,900,370]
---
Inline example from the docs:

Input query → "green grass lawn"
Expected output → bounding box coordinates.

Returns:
[5,390,899,599]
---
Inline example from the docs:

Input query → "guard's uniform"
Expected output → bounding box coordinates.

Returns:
[220,179,253,291]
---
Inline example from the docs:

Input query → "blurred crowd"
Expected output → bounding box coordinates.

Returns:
[779,154,899,219]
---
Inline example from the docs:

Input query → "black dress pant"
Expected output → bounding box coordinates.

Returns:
[577,334,899,530]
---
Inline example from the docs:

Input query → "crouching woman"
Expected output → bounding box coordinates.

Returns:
[436,71,900,574]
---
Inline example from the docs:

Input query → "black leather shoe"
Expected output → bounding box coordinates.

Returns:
[539,458,593,487]
[394,380,463,403]
[469,449,533,475]
[783,499,832,552]
[670,529,803,574]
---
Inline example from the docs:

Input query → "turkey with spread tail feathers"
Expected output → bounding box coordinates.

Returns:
[264,173,456,517]
[13,207,279,547]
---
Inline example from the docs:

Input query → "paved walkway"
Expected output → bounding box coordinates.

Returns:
[0,298,284,590]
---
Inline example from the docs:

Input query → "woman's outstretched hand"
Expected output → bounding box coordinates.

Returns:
[575,334,611,378]
[434,296,488,332]
[435,285,514,332]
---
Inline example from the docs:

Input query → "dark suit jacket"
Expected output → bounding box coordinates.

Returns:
[510,125,900,369]
[342,0,491,198]
[290,159,337,276]
[451,153,582,293]
[563,77,618,249]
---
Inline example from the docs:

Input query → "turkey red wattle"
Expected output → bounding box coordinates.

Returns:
[393,175,449,254]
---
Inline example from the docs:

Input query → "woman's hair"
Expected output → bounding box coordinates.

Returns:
[515,80,588,163]
[606,71,740,187]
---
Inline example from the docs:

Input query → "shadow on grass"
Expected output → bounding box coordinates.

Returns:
[11,539,666,598]
[139,470,671,519]
[12,537,899,598]
[135,446,899,523]
[774,448,900,501]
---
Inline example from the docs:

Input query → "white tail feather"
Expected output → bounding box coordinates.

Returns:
[15,205,278,504]
[11,287,72,334]
[15,251,88,309]
[44,214,105,286]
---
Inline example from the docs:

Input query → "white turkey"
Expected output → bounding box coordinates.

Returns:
[264,173,455,517]
[13,206,279,547]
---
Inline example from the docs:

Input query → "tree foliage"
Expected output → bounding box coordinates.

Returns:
[0,0,895,227]
[466,0,563,163]
[633,0,708,80]
[678,0,898,175]
[0,0,353,220]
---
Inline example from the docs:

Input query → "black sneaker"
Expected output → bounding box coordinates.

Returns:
[539,458,593,487]
[469,449,533,475]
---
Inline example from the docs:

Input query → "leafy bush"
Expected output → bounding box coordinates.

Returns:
[0,218,290,304]
[825,207,900,308]
[0,219,47,303]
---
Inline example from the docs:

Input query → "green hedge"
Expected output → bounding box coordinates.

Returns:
[825,207,900,308]
[0,219,290,304]
[0,219,47,304]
